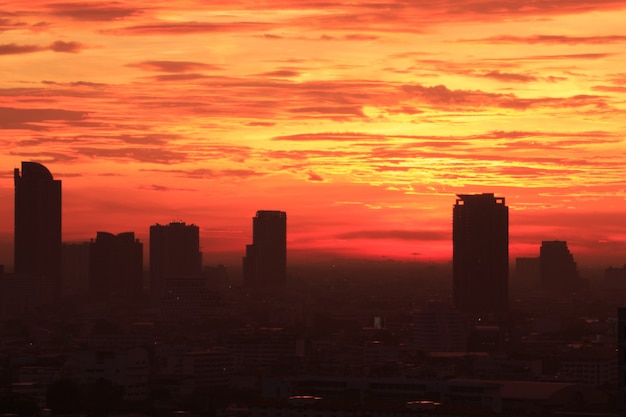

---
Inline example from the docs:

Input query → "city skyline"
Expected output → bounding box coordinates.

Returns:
[2,2,626,268]
[0,159,624,271]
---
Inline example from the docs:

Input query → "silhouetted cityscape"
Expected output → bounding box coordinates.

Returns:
[1,161,626,416]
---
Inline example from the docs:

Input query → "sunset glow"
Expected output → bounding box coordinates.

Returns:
[2,1,626,269]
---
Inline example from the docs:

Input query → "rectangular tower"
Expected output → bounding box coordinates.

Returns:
[243,210,287,287]
[453,193,508,317]
[150,222,202,296]
[89,232,143,299]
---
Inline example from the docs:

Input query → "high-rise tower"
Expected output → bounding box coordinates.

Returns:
[89,232,143,299]
[539,240,580,292]
[150,222,202,296]
[453,193,508,317]
[243,210,287,287]
[14,161,62,296]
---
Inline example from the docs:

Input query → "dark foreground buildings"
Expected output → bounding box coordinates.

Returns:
[14,161,62,297]
[243,210,287,287]
[453,193,508,317]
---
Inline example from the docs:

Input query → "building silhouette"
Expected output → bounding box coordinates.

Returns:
[14,161,62,297]
[243,210,287,287]
[539,240,580,292]
[618,308,626,414]
[89,232,143,299]
[515,256,541,289]
[605,264,626,291]
[62,242,90,297]
[150,222,202,296]
[453,193,508,317]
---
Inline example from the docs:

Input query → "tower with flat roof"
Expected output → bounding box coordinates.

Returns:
[14,161,62,297]
[150,221,202,296]
[453,193,508,317]
[540,240,580,292]
[243,210,287,287]
[89,232,143,299]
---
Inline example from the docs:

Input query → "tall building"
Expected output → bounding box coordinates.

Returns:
[150,222,202,296]
[618,308,626,414]
[539,240,580,292]
[62,242,90,296]
[243,210,287,287]
[515,257,541,289]
[453,193,508,316]
[14,161,62,296]
[89,232,143,299]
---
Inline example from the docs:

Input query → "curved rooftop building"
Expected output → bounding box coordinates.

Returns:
[14,161,62,297]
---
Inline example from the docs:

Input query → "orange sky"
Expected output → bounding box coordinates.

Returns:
[1,1,626,270]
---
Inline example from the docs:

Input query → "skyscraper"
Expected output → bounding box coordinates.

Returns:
[150,221,202,296]
[453,193,508,316]
[14,161,62,296]
[539,240,580,292]
[243,210,287,287]
[89,232,143,299]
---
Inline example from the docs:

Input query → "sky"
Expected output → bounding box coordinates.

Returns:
[1,0,626,270]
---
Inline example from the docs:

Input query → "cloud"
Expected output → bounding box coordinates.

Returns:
[110,21,272,35]
[142,168,266,180]
[8,150,77,163]
[273,132,388,142]
[289,106,365,119]
[246,121,276,127]
[128,60,222,73]
[257,70,301,78]
[0,106,88,130]
[400,83,611,111]
[0,17,28,33]
[0,43,43,55]
[335,229,448,241]
[462,34,626,45]
[505,53,615,61]
[42,80,108,87]
[139,184,196,192]
[148,73,213,82]
[477,70,537,83]
[592,85,626,93]
[307,171,324,182]
[0,40,85,55]
[77,147,188,164]
[49,40,85,52]
[48,2,143,21]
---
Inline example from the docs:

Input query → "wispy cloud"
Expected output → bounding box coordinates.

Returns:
[48,2,143,21]
[0,40,85,55]
[462,34,626,45]
[128,60,222,73]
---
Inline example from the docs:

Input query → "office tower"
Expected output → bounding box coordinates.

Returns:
[605,264,626,291]
[89,232,143,299]
[515,257,541,288]
[14,161,62,297]
[453,193,508,317]
[539,240,580,292]
[243,210,287,287]
[62,242,90,296]
[150,222,202,296]
[619,308,626,414]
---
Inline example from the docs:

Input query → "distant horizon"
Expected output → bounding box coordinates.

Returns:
[2,2,626,272]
